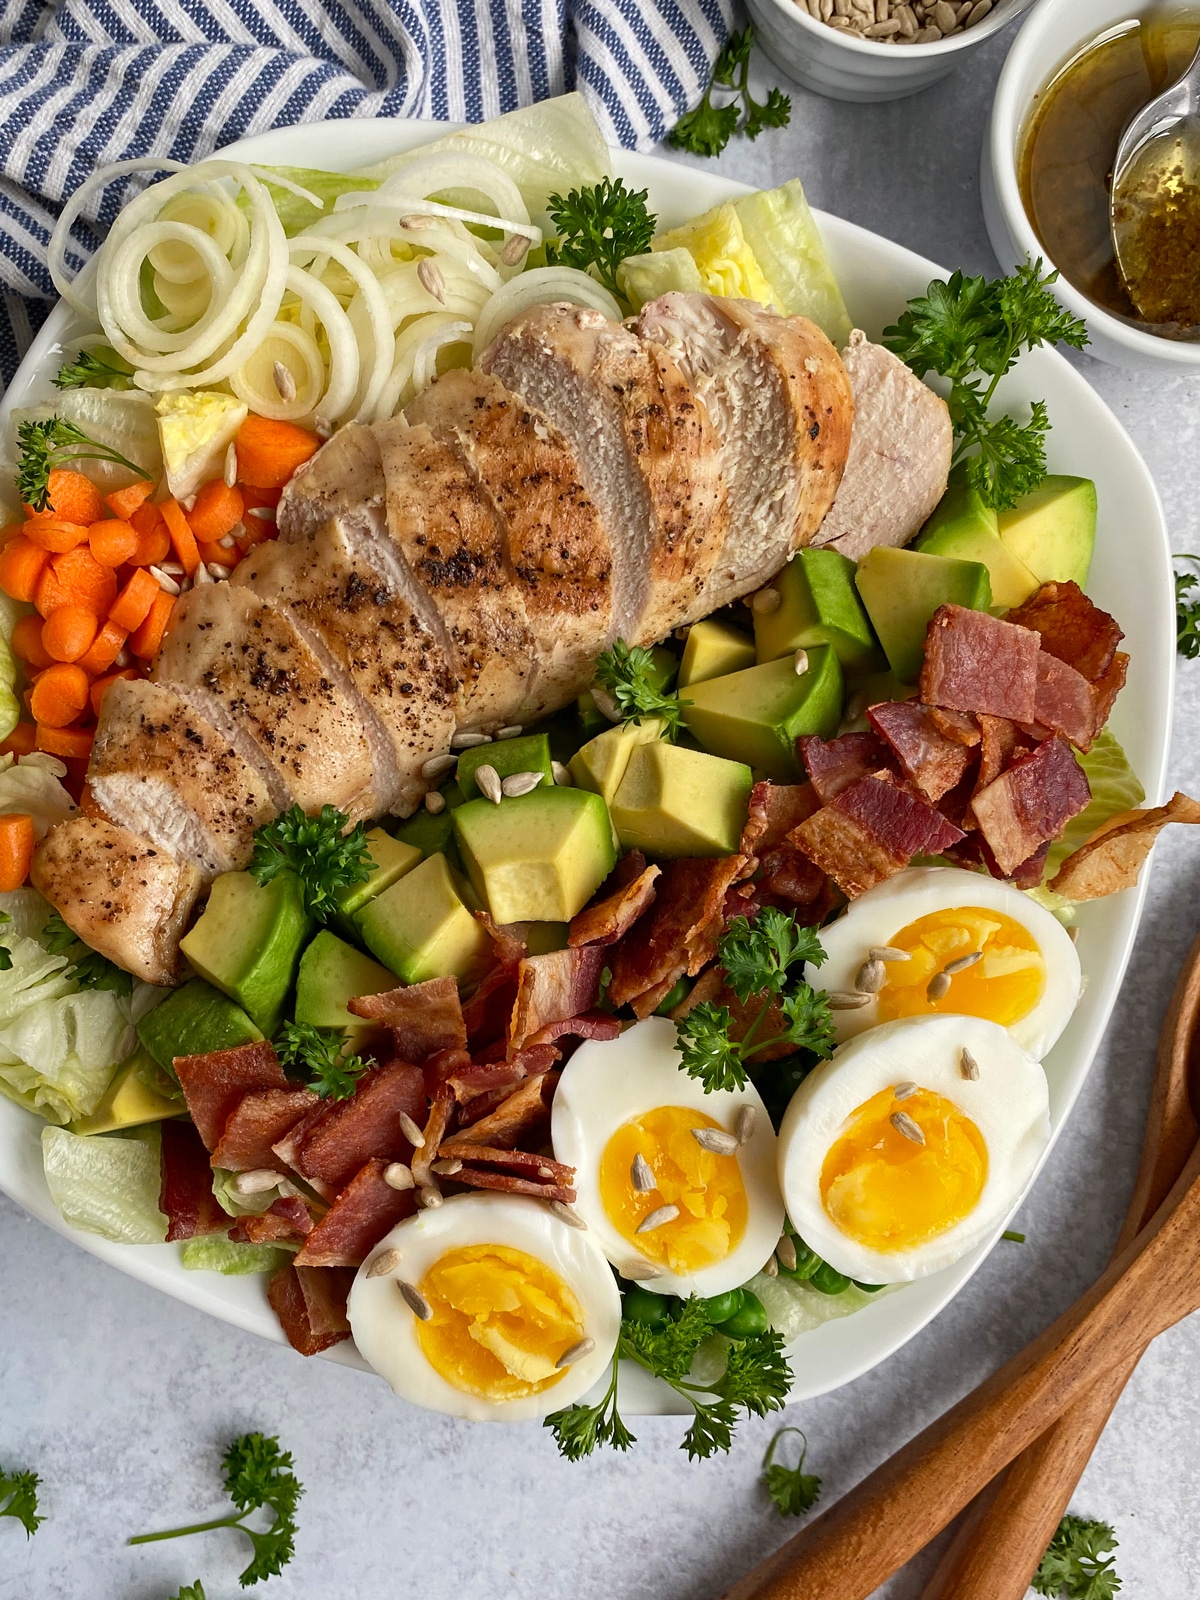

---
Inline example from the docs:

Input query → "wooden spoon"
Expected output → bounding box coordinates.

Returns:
[919,932,1200,1600]
[719,937,1200,1600]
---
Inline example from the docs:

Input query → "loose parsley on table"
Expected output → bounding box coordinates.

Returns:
[546,178,657,311]
[0,1465,44,1536]
[1174,555,1200,658]
[52,347,133,390]
[249,804,372,922]
[882,258,1089,511]
[16,415,151,512]
[41,909,132,994]
[594,639,688,740]
[169,1585,206,1600]
[276,1020,369,1100]
[1032,1514,1121,1600]
[669,27,791,159]
[129,1433,301,1589]
[762,1426,822,1518]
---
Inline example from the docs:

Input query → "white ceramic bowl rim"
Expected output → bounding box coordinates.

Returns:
[756,0,1033,56]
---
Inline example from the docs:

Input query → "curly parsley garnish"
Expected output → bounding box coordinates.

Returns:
[1032,1514,1121,1600]
[52,347,133,390]
[546,178,657,310]
[669,28,791,158]
[249,804,371,922]
[0,1466,44,1536]
[1175,554,1200,658]
[763,1426,822,1518]
[41,909,132,995]
[16,416,151,512]
[276,1020,369,1100]
[593,639,687,741]
[170,1586,206,1600]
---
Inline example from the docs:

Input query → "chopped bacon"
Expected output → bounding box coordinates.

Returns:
[347,976,466,1062]
[755,846,830,913]
[1029,653,1097,750]
[411,1082,455,1186]
[1007,839,1051,890]
[1091,650,1129,729]
[294,1158,415,1268]
[508,945,605,1054]
[792,775,965,898]
[739,781,821,856]
[174,1042,288,1152]
[929,708,981,747]
[478,911,527,968]
[448,1043,560,1110]
[1051,792,1200,899]
[159,1120,227,1241]
[799,731,893,803]
[209,1087,319,1173]
[439,1144,575,1185]
[442,1070,558,1150]
[274,1060,426,1198]
[975,715,1020,796]
[422,1046,472,1098]
[451,1167,576,1203]
[232,1196,314,1245]
[267,1262,353,1356]
[1006,581,1123,682]
[526,1010,622,1048]
[568,852,660,948]
[971,735,1091,876]
[920,606,1041,722]
[607,854,748,1013]
[867,700,974,802]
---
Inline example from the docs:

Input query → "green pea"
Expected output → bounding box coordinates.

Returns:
[623,1286,670,1327]
[700,1288,744,1325]
[810,1261,852,1296]
[654,977,691,1015]
[778,1239,823,1282]
[718,1290,768,1339]
[853,1280,885,1294]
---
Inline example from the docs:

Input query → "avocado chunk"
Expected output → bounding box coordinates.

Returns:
[137,975,264,1073]
[855,547,993,684]
[569,717,667,808]
[355,852,492,986]
[68,1047,182,1135]
[333,826,421,918]
[914,465,1040,610]
[678,619,756,687]
[294,930,396,1032]
[179,871,311,1037]
[453,787,617,923]
[680,646,843,782]
[456,732,554,800]
[754,549,882,673]
[392,806,462,870]
[997,475,1097,588]
[610,742,752,857]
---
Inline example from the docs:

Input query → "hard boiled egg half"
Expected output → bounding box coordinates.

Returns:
[552,1016,784,1297]
[816,866,1081,1060]
[778,1013,1050,1283]
[348,1192,621,1422]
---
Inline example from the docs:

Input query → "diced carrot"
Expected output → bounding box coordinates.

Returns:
[36,723,94,761]
[35,547,118,619]
[88,518,139,567]
[41,604,99,665]
[0,812,35,891]
[188,480,244,544]
[0,722,36,757]
[109,567,160,633]
[161,498,200,577]
[0,538,50,603]
[104,480,155,521]
[197,539,234,567]
[240,484,281,512]
[29,663,90,728]
[130,501,163,535]
[236,519,275,555]
[25,518,91,555]
[130,518,171,568]
[11,614,54,671]
[235,415,319,489]
[78,619,129,677]
[89,666,140,719]
[26,469,104,526]
[129,590,175,660]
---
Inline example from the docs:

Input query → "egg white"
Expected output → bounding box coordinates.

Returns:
[816,866,1081,1059]
[551,1016,784,1297]
[348,1191,621,1423]
[778,1013,1050,1284]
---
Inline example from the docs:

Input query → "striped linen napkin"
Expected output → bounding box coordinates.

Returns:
[0,0,731,390]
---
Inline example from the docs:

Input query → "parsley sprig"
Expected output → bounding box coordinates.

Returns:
[762,1426,822,1518]
[16,416,151,512]
[677,909,834,1093]
[882,259,1088,511]
[593,639,687,741]
[52,347,133,390]
[670,28,791,158]
[0,1466,44,1536]
[42,909,132,995]
[546,1297,791,1462]
[249,804,371,922]
[129,1433,301,1589]
[1033,1514,1121,1600]
[276,1020,369,1100]
[170,1586,206,1600]
[546,178,656,310]
[1175,554,1200,658]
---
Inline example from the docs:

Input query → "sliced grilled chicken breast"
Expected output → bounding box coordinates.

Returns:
[637,293,853,610]
[482,304,725,645]
[277,421,384,543]
[31,817,201,985]
[88,678,275,877]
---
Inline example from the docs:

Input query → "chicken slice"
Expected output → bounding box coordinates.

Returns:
[637,292,854,610]
[408,363,617,683]
[31,818,201,985]
[481,304,723,645]
[88,678,275,877]
[152,583,380,820]
[277,421,384,543]
[233,518,457,816]
[809,330,953,560]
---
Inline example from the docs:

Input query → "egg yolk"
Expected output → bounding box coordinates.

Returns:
[820,1086,988,1253]
[599,1105,748,1273]
[874,907,1045,1028]
[415,1244,584,1401]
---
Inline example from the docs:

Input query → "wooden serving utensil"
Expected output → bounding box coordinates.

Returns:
[720,934,1200,1600]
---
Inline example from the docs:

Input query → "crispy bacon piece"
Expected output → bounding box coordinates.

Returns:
[294,1158,415,1268]
[442,1070,558,1150]
[526,1010,622,1048]
[673,968,795,1062]
[411,1082,455,1186]
[209,1086,320,1173]
[447,1043,559,1104]
[920,605,1041,722]
[929,708,981,747]
[347,976,466,1062]
[462,916,526,1052]
[971,735,1091,877]
[739,781,821,857]
[174,1042,288,1153]
[799,732,893,803]
[792,775,965,898]
[274,1060,426,1198]
[1006,580,1122,682]
[422,1046,472,1098]
[440,1144,575,1185]
[1050,792,1200,899]
[478,911,527,967]
[974,715,1020,796]
[508,945,605,1054]
[1007,839,1051,890]
[607,854,748,1013]
[1029,653,1097,750]
[1091,651,1129,729]
[867,701,975,802]
[268,1262,353,1356]
[569,852,661,947]
[160,1119,227,1241]
[231,1196,314,1245]
[451,1167,576,1203]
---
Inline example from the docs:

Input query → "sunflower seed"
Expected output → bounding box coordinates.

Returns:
[418,258,447,304]
[400,212,435,230]
[383,1162,415,1191]
[181,494,197,513]
[776,1233,798,1272]
[224,443,238,487]
[636,1204,679,1234]
[501,233,532,267]
[554,1335,596,1369]
[630,1152,656,1192]
[248,504,276,522]
[475,764,503,804]
[417,1183,443,1209]
[423,789,446,814]
[932,0,956,28]
[893,1081,919,1101]
[366,1246,403,1279]
[421,753,457,780]
[431,1157,462,1176]
[619,1259,662,1281]
[160,561,185,576]
[896,4,918,34]
[913,23,942,40]
[855,958,886,994]
[763,1253,780,1277]
[793,648,810,676]
[552,760,573,787]
[735,1104,758,1144]
[828,991,872,1010]
[206,563,232,581]
[234,1168,282,1195]
[751,586,781,615]
[927,971,952,1002]
[549,1199,587,1229]
[315,415,332,439]
[891,1111,926,1145]
[870,946,912,962]
[691,1127,740,1156]
[399,1111,426,1148]
[451,730,492,749]
[966,0,991,22]
[273,360,297,402]
[960,1047,980,1081]
[502,770,543,798]
[194,561,213,586]
[943,950,983,975]
[398,1280,433,1319]
[497,724,523,739]
[219,533,238,549]
[865,17,901,34]
[591,687,621,722]
[114,647,132,669]
[148,565,181,596]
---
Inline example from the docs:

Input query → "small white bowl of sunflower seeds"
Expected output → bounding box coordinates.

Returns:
[745,0,1035,102]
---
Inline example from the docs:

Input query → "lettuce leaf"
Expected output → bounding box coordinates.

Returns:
[181,1235,291,1275]
[750,1271,883,1343]
[0,982,132,1124]
[41,1124,167,1243]
[1047,729,1146,876]
[247,167,380,235]
[211,1166,279,1219]
[0,754,77,839]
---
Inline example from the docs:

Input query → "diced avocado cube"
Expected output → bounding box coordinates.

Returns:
[392,806,462,870]
[68,1047,182,1135]
[680,646,843,782]
[355,852,492,987]
[998,475,1097,588]
[453,787,617,924]
[646,644,679,692]
[137,974,265,1073]
[855,547,992,684]
[179,871,311,1037]
[610,742,752,858]
[754,549,882,672]
[914,464,1040,610]
[294,929,396,1032]
[577,690,610,740]
[456,733,554,800]
[678,619,756,687]
[334,826,422,918]
[569,718,667,808]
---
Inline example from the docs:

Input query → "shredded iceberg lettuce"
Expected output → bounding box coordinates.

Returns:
[211,1167,280,1219]
[750,1271,884,1343]
[41,1124,167,1243]
[181,1235,291,1275]
[0,752,78,839]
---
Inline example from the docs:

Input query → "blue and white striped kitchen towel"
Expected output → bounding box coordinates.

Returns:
[0,0,732,390]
